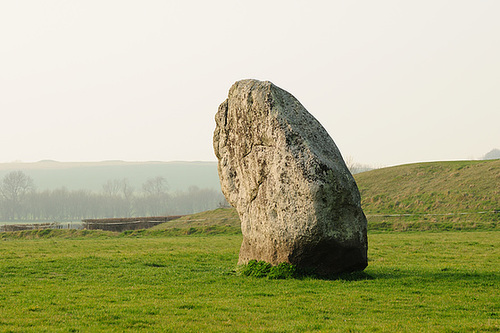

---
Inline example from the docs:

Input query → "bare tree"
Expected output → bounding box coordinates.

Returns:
[141,176,169,216]
[100,179,135,218]
[102,179,123,197]
[121,178,134,217]
[0,170,35,220]
[142,176,168,196]
[344,155,357,174]
[121,178,134,200]
[344,156,373,175]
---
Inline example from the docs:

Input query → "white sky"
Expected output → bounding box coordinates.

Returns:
[1,1,499,167]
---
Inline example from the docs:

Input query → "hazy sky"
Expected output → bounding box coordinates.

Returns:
[1,1,499,167]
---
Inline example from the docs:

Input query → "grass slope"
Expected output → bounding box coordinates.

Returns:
[151,208,239,231]
[355,159,499,214]
[0,231,498,332]
[354,159,500,231]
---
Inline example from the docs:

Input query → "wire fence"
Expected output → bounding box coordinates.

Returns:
[365,210,499,218]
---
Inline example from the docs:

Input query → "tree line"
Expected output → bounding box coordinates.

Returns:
[0,171,226,222]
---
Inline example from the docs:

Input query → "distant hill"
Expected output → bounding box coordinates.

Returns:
[0,161,221,193]
[483,149,500,160]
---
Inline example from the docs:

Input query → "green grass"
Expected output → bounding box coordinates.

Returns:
[355,160,500,231]
[0,230,498,332]
[151,208,240,230]
[0,224,240,241]
[355,159,499,215]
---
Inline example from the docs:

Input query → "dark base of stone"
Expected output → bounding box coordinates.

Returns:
[239,237,367,277]
[290,239,368,276]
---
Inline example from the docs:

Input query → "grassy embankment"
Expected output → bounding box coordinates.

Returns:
[0,160,499,331]
[356,159,499,231]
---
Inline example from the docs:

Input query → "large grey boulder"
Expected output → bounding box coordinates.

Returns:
[213,79,367,275]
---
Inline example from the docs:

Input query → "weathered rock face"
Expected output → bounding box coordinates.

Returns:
[213,79,367,275]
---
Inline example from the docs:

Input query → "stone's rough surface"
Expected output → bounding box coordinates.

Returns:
[213,79,367,275]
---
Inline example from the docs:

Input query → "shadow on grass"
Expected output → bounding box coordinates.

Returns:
[362,267,499,286]
[237,266,498,284]
[295,269,375,282]
[234,261,376,281]
[335,270,375,281]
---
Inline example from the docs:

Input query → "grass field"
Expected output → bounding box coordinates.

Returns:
[0,230,498,332]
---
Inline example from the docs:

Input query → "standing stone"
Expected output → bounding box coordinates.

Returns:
[213,79,367,275]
